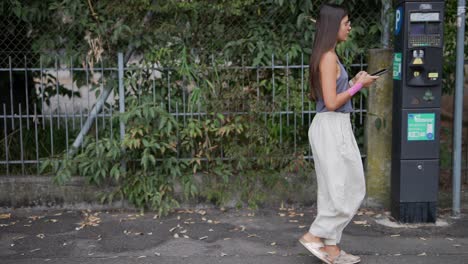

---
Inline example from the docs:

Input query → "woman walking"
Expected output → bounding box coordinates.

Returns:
[299,4,378,264]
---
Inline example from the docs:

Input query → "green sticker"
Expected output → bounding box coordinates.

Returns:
[393,53,402,80]
[407,113,435,141]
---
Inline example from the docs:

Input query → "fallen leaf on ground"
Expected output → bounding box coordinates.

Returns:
[28,215,44,221]
[0,213,11,219]
[76,212,101,230]
[353,220,368,225]
[196,210,207,216]
[0,222,16,227]
[178,209,194,214]
[288,212,304,217]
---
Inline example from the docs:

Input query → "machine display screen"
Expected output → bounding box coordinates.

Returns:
[410,12,440,22]
[410,23,425,35]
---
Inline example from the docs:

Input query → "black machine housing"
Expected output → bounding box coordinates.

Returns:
[391,0,444,223]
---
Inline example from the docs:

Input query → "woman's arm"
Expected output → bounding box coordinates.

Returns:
[320,52,352,111]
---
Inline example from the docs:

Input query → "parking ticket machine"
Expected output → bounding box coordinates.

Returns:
[391,0,445,223]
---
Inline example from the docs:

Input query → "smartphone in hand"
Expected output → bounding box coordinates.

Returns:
[370,68,388,76]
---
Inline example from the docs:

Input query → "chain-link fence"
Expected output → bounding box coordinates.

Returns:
[0,13,34,68]
[1,1,383,68]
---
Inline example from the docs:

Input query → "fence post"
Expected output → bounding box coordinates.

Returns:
[364,48,393,207]
[69,66,113,155]
[118,53,126,171]
[381,0,392,48]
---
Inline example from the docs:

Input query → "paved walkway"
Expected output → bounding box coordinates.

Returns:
[1,206,467,263]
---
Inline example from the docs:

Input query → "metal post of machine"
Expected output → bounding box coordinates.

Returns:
[452,0,466,218]
[391,0,445,223]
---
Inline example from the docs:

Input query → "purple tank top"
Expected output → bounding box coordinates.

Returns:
[316,60,353,113]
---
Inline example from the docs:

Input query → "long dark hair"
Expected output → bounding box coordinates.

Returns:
[309,4,348,101]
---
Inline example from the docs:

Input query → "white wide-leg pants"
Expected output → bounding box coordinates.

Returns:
[308,112,366,245]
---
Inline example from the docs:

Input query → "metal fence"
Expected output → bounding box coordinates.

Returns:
[0,52,369,176]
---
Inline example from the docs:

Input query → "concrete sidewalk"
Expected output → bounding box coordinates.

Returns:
[0,206,467,264]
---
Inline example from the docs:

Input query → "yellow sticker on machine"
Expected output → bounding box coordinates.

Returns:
[413,58,423,65]
[428,72,439,78]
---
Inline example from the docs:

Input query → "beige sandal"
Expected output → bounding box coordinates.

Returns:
[331,250,361,264]
[299,239,332,264]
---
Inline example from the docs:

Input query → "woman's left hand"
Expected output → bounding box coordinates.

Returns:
[353,71,366,82]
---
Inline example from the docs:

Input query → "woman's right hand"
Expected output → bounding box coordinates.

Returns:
[356,72,379,87]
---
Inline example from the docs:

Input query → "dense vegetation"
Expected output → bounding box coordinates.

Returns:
[1,0,464,213]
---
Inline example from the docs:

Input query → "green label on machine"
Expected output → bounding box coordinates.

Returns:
[407,113,435,141]
[393,53,402,80]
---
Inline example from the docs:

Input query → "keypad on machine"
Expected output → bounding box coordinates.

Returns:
[409,35,441,47]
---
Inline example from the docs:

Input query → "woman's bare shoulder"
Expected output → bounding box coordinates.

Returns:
[320,51,337,67]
